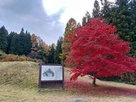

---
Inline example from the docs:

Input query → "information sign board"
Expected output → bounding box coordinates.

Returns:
[38,64,64,91]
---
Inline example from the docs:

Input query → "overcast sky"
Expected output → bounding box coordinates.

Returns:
[0,0,115,45]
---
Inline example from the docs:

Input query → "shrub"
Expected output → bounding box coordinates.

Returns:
[0,51,37,62]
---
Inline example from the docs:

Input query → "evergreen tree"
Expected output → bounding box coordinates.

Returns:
[106,0,136,56]
[18,28,26,55]
[24,31,32,55]
[0,26,8,53]
[47,44,55,63]
[100,0,136,83]
[14,28,32,55]
[7,32,18,54]
[77,23,82,28]
[100,0,114,18]
[128,0,136,56]
[82,11,92,26]
[85,11,92,23]
[8,28,32,56]
[82,16,87,26]
[92,0,101,18]
[54,37,63,64]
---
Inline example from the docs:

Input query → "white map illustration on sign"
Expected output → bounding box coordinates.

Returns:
[41,65,62,81]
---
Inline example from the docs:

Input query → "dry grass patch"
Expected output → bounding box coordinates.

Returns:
[0,61,39,88]
[0,62,136,102]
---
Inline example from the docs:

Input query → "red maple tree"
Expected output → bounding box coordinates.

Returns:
[66,18,136,85]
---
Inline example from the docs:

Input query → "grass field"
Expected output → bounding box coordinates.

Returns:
[0,61,136,102]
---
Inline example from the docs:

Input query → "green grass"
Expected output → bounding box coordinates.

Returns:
[0,61,136,102]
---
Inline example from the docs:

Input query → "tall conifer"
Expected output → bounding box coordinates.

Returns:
[0,26,8,53]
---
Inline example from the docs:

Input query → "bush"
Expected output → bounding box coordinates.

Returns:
[0,50,37,62]
[120,72,136,85]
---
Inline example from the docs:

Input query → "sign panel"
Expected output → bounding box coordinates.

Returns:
[38,64,64,90]
[41,65,62,81]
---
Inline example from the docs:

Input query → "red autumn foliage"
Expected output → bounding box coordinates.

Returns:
[64,79,136,96]
[66,18,136,83]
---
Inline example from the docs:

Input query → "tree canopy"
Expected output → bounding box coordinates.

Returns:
[66,18,136,85]
[61,18,77,61]
[0,26,8,53]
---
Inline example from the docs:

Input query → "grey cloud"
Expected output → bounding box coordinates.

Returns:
[0,0,65,45]
[0,0,13,7]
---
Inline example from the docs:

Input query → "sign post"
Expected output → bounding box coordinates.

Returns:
[38,63,64,91]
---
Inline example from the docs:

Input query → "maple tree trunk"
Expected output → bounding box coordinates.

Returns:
[92,74,97,86]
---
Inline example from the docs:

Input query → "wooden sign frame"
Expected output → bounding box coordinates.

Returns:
[38,63,64,91]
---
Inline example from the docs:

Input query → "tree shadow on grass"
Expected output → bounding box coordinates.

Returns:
[64,79,136,98]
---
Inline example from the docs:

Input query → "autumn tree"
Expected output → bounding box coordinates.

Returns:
[66,18,136,85]
[29,34,49,62]
[37,36,49,62]
[31,34,38,52]
[61,18,77,61]
[28,34,40,59]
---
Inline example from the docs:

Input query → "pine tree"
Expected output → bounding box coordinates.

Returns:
[82,16,87,26]
[100,0,114,18]
[92,0,101,18]
[82,11,92,26]
[106,0,136,56]
[54,37,63,64]
[24,31,32,55]
[47,44,55,63]
[8,28,32,55]
[11,28,31,55]
[7,32,18,54]
[18,28,26,55]
[128,0,136,56]
[85,11,92,23]
[0,26,8,53]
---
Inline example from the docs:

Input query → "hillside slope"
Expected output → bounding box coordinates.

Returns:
[0,61,39,88]
[0,61,136,102]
